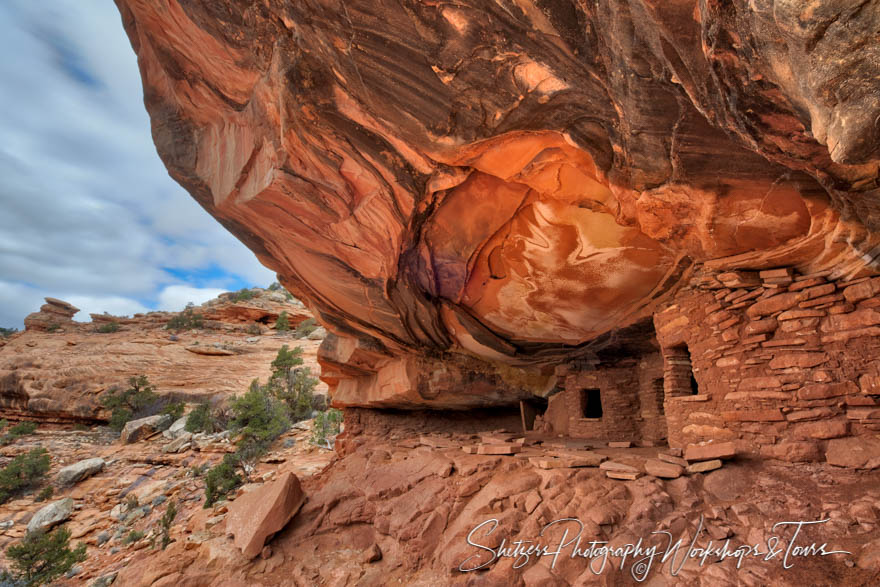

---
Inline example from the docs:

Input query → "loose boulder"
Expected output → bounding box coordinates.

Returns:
[307,327,327,340]
[27,498,73,534]
[120,414,171,444]
[225,471,305,558]
[163,432,193,454]
[56,458,105,487]
[163,416,188,440]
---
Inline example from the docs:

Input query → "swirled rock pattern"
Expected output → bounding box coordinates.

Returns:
[114,0,880,408]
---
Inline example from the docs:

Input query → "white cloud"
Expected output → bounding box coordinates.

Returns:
[64,295,150,320]
[0,2,277,329]
[157,286,228,313]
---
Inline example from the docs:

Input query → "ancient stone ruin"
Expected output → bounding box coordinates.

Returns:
[541,267,880,462]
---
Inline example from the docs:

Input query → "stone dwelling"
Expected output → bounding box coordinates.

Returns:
[538,266,880,461]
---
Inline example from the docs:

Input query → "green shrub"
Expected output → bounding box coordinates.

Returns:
[203,455,241,508]
[0,448,51,505]
[162,401,185,421]
[100,376,158,431]
[266,345,319,422]
[158,500,177,550]
[165,303,204,331]
[274,311,290,332]
[95,322,120,334]
[228,382,290,444]
[123,530,144,545]
[293,318,317,338]
[34,487,53,503]
[267,282,281,291]
[0,327,18,338]
[0,421,38,446]
[45,323,61,333]
[0,420,7,430]
[270,344,303,374]
[227,439,269,482]
[231,288,256,302]
[11,422,36,435]
[202,436,276,508]
[246,322,262,336]
[8,422,37,436]
[2,526,86,586]
[311,409,343,448]
[184,403,216,434]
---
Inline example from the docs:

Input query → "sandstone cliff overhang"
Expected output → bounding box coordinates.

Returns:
[114,0,880,408]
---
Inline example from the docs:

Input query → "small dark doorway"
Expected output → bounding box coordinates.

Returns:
[520,396,549,432]
[666,345,699,398]
[581,388,603,419]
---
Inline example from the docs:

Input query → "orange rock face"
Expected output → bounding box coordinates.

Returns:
[114,0,880,408]
[0,290,325,422]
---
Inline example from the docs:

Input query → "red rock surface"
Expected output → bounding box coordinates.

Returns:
[113,0,880,409]
[0,289,325,423]
[69,410,880,586]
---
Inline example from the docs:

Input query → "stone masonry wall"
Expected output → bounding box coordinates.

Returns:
[557,353,666,445]
[654,267,880,461]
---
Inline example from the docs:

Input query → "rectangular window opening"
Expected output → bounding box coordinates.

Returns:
[581,388,603,419]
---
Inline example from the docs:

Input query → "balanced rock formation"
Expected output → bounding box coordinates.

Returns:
[23,298,79,333]
[114,0,880,416]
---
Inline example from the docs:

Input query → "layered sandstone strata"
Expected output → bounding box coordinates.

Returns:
[0,289,324,423]
[114,1,880,410]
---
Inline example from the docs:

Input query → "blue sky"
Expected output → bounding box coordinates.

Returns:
[0,1,276,328]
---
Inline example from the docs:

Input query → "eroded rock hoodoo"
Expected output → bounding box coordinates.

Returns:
[114,0,880,460]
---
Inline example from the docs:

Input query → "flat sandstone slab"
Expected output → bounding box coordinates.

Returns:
[657,453,688,467]
[645,459,684,478]
[684,441,736,462]
[547,451,607,466]
[530,453,605,469]
[606,470,643,480]
[476,444,522,455]
[686,459,723,474]
[599,461,639,473]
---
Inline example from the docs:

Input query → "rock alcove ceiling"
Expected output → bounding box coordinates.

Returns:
[115,0,880,408]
